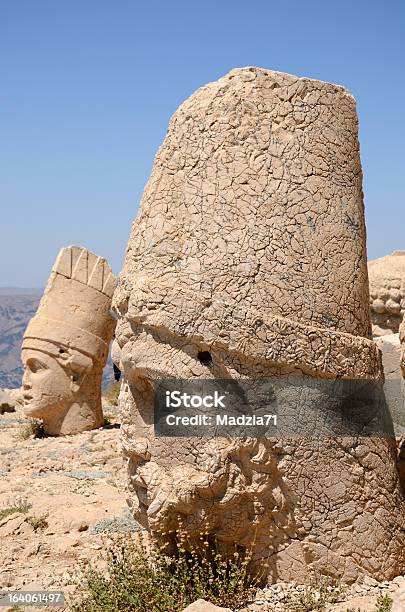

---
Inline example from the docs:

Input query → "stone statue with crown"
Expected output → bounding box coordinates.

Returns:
[22,245,117,435]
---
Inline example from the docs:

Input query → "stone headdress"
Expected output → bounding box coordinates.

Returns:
[23,246,117,367]
[113,67,382,382]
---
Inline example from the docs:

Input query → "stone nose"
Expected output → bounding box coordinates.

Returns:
[22,370,31,388]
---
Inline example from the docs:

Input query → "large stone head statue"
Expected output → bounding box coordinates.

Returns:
[113,68,405,583]
[22,246,116,435]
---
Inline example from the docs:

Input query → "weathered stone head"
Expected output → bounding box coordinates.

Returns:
[369,251,405,336]
[22,246,116,435]
[113,68,405,583]
[369,253,405,436]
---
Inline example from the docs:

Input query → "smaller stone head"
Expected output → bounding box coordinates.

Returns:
[22,246,117,435]
[368,251,405,336]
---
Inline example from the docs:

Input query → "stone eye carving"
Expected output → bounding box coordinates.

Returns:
[26,358,47,373]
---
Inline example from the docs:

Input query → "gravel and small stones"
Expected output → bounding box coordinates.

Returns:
[89,510,140,534]
[242,582,341,611]
[66,470,112,480]
[242,575,405,611]
[2,400,405,605]
[0,447,18,455]
[0,415,25,427]
[0,410,125,592]
[78,444,94,454]
[46,451,59,460]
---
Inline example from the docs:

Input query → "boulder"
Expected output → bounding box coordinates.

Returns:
[182,601,232,612]
[0,389,16,414]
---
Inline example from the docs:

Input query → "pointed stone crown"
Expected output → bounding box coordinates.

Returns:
[53,245,116,297]
[22,246,117,363]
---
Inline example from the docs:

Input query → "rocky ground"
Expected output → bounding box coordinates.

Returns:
[0,399,138,611]
[1,399,405,612]
[242,576,405,611]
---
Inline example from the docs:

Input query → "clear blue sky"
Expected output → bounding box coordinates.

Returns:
[1,0,404,287]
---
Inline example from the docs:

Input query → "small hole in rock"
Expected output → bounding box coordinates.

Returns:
[198,351,212,366]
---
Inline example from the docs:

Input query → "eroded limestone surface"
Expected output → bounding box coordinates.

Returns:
[22,246,117,435]
[369,251,405,336]
[113,68,405,583]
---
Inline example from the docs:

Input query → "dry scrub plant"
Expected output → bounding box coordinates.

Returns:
[71,531,258,611]
[18,418,46,440]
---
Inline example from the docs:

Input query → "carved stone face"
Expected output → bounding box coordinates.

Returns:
[115,319,405,582]
[22,349,74,417]
[21,344,102,435]
[21,246,117,436]
[115,324,295,553]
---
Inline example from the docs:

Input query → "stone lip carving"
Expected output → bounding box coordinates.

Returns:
[22,246,117,436]
[113,67,405,584]
[369,251,405,336]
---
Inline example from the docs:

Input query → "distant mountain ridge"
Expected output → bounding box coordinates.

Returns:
[0,287,43,296]
[0,291,42,388]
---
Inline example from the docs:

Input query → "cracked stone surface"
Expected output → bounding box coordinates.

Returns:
[369,251,405,336]
[112,67,405,584]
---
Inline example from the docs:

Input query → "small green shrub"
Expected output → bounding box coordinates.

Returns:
[27,513,48,531]
[18,418,46,440]
[375,594,393,612]
[0,500,32,522]
[71,533,258,611]
[342,592,393,612]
